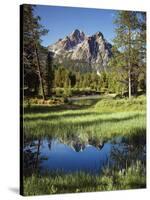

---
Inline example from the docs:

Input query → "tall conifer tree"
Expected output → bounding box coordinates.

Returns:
[23,4,48,100]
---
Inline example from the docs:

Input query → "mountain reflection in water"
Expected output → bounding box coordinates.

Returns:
[23,136,146,176]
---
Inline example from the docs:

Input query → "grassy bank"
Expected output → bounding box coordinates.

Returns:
[23,95,146,141]
[23,161,146,196]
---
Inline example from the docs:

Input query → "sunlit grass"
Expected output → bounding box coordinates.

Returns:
[23,95,146,141]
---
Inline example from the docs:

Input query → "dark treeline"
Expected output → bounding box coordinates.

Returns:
[22,5,146,100]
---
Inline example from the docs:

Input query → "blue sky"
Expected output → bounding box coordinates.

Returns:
[34,5,117,47]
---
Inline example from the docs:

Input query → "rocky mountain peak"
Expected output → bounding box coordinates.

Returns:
[71,29,81,36]
[95,31,104,39]
[48,30,112,73]
[70,29,85,44]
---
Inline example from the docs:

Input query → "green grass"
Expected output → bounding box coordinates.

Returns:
[23,161,146,196]
[23,95,146,141]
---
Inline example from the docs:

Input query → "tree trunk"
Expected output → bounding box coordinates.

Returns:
[47,52,52,97]
[128,69,131,99]
[35,44,46,100]
[128,27,132,99]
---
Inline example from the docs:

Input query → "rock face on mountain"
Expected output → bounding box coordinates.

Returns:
[48,29,112,73]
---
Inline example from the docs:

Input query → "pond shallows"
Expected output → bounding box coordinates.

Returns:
[23,137,145,175]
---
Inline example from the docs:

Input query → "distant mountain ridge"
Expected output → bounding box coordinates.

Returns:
[48,29,112,73]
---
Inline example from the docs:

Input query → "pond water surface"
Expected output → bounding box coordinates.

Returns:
[24,136,146,176]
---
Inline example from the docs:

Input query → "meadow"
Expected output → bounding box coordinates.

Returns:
[24,95,146,141]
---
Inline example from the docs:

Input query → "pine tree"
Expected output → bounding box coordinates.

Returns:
[45,51,54,97]
[22,4,48,100]
[136,12,146,92]
[113,11,139,98]
[108,46,128,95]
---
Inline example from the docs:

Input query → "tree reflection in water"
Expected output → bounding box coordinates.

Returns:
[110,137,146,171]
[24,139,49,176]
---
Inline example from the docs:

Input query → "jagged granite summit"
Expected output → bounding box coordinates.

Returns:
[48,29,112,73]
